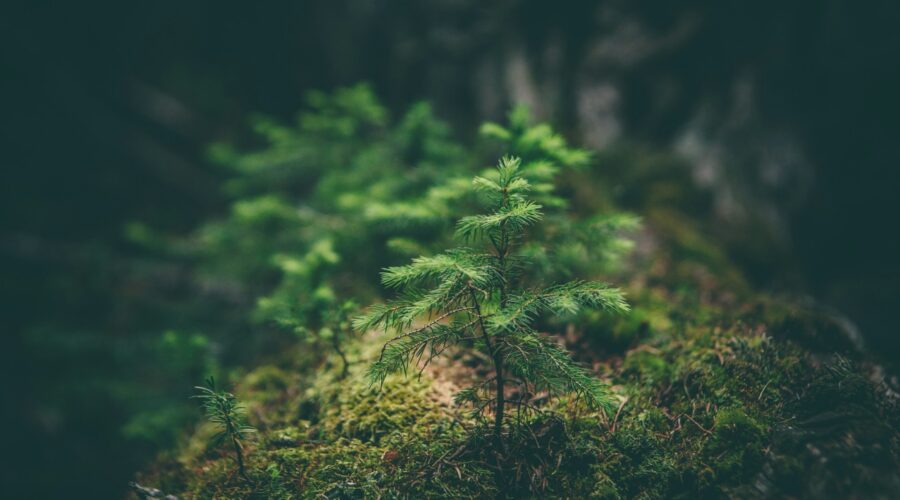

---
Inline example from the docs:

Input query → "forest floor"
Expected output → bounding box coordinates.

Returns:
[133,215,900,499]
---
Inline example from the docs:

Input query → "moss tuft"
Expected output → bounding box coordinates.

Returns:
[622,348,673,387]
[702,407,766,484]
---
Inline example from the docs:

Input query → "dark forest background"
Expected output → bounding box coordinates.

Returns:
[2,0,899,497]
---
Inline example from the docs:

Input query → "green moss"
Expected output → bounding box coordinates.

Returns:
[702,407,766,484]
[244,365,292,394]
[140,342,503,498]
[622,349,673,387]
[581,299,672,353]
[593,426,679,499]
[137,219,899,499]
[590,471,622,499]
[314,372,450,445]
[635,408,669,434]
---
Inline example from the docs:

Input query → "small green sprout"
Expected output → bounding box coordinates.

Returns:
[193,377,256,482]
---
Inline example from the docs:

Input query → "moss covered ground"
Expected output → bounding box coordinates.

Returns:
[133,206,900,499]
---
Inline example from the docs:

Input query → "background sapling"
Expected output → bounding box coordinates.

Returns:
[193,377,256,483]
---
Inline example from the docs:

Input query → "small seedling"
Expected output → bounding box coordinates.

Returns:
[193,377,256,483]
[320,300,358,379]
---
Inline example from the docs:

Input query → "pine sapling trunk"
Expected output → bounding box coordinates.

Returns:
[228,423,251,483]
[493,352,505,446]
[470,287,507,493]
[492,184,510,450]
[470,288,505,450]
[331,334,350,379]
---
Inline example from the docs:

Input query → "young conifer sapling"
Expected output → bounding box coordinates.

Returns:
[193,377,256,482]
[321,300,357,379]
[355,156,629,449]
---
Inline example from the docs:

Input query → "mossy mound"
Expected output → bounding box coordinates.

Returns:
[134,354,499,499]
[133,216,899,499]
